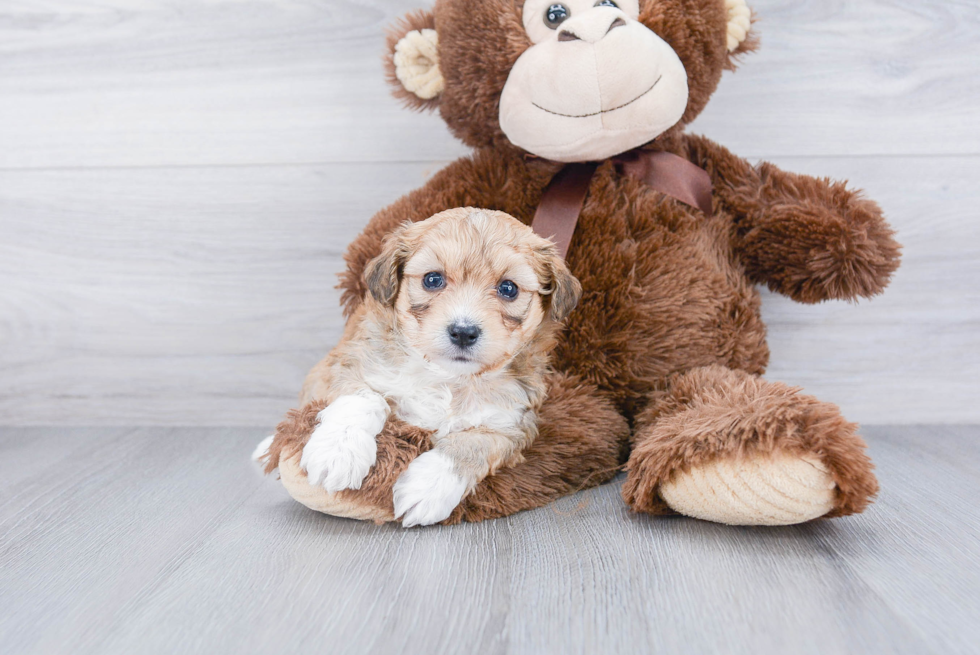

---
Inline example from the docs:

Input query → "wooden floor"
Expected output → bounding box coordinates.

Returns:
[1,425,978,655]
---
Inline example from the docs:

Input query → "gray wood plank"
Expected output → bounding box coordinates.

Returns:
[688,0,980,158]
[808,425,980,655]
[0,0,469,169]
[500,489,935,655]
[0,427,270,654]
[94,497,511,655]
[0,427,135,493]
[1,426,978,654]
[0,0,977,169]
[0,162,428,425]
[1,155,977,425]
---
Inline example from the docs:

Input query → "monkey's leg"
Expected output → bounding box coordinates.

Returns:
[621,365,878,525]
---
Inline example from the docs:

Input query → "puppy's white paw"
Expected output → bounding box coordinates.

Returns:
[393,450,470,528]
[251,435,274,466]
[301,393,389,492]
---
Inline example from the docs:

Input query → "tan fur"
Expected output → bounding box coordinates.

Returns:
[275,208,580,496]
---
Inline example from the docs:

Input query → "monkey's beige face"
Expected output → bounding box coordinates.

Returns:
[499,0,689,162]
[393,213,555,376]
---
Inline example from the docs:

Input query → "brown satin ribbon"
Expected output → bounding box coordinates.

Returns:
[531,150,714,257]
[529,162,599,259]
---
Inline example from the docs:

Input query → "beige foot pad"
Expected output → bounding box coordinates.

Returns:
[279,453,394,522]
[659,450,837,526]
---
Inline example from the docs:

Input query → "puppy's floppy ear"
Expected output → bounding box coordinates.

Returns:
[539,246,582,322]
[384,10,443,111]
[364,223,412,307]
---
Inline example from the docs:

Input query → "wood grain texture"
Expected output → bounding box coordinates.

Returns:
[1,156,977,424]
[0,0,976,168]
[0,0,977,425]
[0,426,978,654]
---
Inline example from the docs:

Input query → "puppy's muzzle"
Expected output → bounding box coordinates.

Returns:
[447,322,481,349]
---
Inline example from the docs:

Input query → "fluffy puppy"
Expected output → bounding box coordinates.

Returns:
[266,208,580,527]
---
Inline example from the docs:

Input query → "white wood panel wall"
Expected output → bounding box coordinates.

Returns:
[1,0,977,425]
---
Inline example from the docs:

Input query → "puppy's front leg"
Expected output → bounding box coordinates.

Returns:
[393,428,527,527]
[301,390,389,492]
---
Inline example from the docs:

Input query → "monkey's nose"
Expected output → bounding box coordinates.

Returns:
[557,11,627,44]
[448,323,481,349]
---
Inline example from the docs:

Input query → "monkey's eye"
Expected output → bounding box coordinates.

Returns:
[594,0,618,7]
[544,3,570,29]
[497,280,519,300]
[422,272,445,290]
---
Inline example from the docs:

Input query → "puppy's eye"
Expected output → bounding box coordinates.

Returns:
[544,3,570,29]
[422,271,445,290]
[497,280,519,300]
[594,0,618,7]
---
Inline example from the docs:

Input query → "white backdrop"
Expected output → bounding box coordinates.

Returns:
[0,0,977,425]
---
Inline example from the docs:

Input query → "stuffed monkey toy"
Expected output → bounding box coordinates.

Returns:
[260,0,900,526]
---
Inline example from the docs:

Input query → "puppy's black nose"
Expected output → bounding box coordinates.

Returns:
[448,323,481,348]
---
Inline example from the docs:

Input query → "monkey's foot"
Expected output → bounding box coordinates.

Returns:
[622,365,879,525]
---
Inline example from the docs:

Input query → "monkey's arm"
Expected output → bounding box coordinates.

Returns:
[684,134,901,303]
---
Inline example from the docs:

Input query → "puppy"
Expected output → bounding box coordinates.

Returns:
[260,208,580,527]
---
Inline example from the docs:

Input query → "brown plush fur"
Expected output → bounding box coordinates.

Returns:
[266,0,900,523]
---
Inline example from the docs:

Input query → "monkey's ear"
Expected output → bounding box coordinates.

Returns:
[725,0,757,58]
[385,10,443,110]
[364,224,412,307]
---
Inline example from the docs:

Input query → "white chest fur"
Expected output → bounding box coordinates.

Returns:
[361,351,528,438]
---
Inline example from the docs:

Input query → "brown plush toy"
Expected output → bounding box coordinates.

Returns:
[258,0,901,526]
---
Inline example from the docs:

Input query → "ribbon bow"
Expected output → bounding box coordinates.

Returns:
[531,149,714,257]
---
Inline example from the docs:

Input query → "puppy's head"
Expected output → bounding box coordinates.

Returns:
[364,208,581,376]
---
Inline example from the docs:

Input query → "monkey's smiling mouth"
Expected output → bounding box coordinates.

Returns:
[532,75,662,119]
